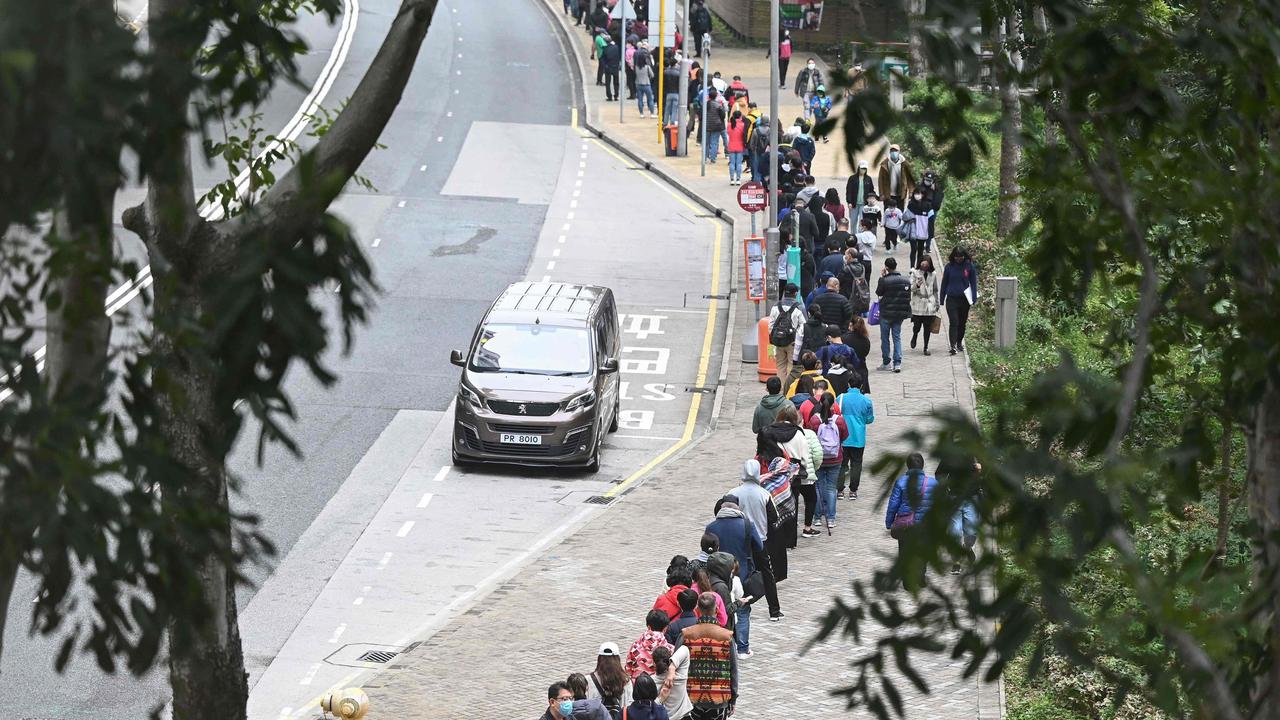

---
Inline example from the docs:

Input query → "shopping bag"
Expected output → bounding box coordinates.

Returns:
[868,301,881,326]
[929,315,942,334]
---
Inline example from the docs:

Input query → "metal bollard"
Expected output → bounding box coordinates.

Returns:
[994,276,1019,349]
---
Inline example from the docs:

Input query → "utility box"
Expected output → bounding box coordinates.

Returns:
[881,57,910,110]
[994,276,1019,349]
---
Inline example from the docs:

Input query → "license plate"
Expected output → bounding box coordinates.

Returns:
[499,433,543,445]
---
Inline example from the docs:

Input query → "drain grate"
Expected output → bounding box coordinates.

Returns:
[357,650,399,664]
[583,495,616,506]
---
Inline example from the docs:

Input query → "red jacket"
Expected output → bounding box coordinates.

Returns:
[653,584,689,621]
[726,121,748,153]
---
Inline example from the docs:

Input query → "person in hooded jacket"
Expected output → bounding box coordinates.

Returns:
[727,459,781,648]
[704,502,762,621]
[751,376,788,434]
[704,552,740,630]
[805,392,849,532]
[807,192,831,247]
[747,114,771,181]
[837,378,875,501]
[885,452,939,589]
[877,143,916,207]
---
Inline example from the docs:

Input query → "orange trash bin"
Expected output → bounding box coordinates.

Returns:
[756,318,776,382]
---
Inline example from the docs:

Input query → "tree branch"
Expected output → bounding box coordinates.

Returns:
[1108,527,1243,720]
[230,0,439,244]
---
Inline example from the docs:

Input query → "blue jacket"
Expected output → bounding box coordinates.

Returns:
[837,388,874,448]
[885,471,939,529]
[941,260,978,299]
[705,511,763,580]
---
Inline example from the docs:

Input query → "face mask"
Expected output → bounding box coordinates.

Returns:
[890,151,900,161]
[781,163,791,172]
[914,195,923,201]
[807,62,816,69]
[559,700,575,717]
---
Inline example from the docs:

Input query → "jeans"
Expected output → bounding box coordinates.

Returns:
[802,91,815,119]
[705,130,721,160]
[946,295,971,350]
[663,93,680,124]
[636,84,655,114]
[720,130,729,156]
[951,501,978,543]
[749,151,764,179]
[816,465,839,523]
[728,151,744,180]
[734,603,751,653]
[838,445,865,493]
[880,318,903,366]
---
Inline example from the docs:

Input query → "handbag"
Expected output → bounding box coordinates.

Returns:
[888,475,928,539]
[740,520,767,604]
[929,315,942,334]
[868,301,881,326]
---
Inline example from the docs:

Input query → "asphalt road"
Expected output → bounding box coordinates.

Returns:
[0,1,729,716]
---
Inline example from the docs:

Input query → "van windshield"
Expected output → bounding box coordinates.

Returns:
[469,323,592,376]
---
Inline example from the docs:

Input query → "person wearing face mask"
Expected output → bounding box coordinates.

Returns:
[919,169,945,246]
[768,29,793,89]
[845,159,876,230]
[794,58,824,121]
[543,682,576,720]
[877,143,916,208]
[906,188,933,269]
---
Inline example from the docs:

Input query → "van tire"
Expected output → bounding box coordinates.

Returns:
[608,398,620,433]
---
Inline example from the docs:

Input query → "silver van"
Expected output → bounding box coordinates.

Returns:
[450,282,621,472]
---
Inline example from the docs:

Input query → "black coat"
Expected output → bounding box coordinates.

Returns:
[787,208,819,254]
[845,172,876,206]
[813,288,853,332]
[601,43,621,72]
[876,271,912,323]
[691,5,712,33]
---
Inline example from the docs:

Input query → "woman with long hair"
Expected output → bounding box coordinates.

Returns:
[689,566,728,626]
[586,644,633,714]
[823,187,846,225]
[805,392,849,532]
[726,110,748,185]
[941,245,979,354]
[909,255,941,355]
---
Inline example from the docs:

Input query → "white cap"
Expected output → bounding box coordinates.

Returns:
[598,642,620,656]
[858,160,869,170]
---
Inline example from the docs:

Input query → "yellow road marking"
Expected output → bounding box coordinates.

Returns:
[570,106,578,129]
[594,137,723,497]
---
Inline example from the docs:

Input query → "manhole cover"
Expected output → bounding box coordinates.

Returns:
[583,495,615,506]
[356,650,399,664]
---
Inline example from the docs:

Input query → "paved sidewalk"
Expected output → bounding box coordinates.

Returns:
[366,4,999,718]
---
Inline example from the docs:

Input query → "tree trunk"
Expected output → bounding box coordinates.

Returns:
[906,0,927,77]
[157,297,248,720]
[1216,420,1233,563]
[1247,379,1280,715]
[993,13,1022,238]
[1031,4,1057,147]
[0,548,16,664]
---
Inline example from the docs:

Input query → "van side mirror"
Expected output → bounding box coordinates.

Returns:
[599,358,619,374]
[450,350,465,367]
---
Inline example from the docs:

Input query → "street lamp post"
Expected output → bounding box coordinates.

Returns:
[676,0,690,156]
[766,0,780,302]
[618,0,629,123]
[699,34,709,176]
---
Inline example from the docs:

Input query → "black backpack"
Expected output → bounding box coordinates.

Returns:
[591,672,623,720]
[770,302,798,346]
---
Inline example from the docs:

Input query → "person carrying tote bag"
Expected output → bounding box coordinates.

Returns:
[909,256,941,355]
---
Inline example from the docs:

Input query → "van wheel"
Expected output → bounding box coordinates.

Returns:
[608,398,620,433]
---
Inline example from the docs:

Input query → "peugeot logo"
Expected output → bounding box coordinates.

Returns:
[517,404,528,414]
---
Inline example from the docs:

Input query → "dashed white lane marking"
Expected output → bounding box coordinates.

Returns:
[327,624,347,644]
[451,6,456,11]
[454,89,459,95]
[377,551,393,570]
[577,170,584,177]
[299,663,321,685]
[575,179,582,187]
[457,53,462,58]
[279,708,292,718]
[557,234,567,243]
[546,261,556,270]
[416,492,434,509]
[397,200,406,207]
[436,136,444,142]
[446,111,453,117]
[572,189,581,197]
[419,164,427,171]
[372,237,382,247]
[456,69,462,75]
[562,223,571,231]
[579,161,586,168]
[458,36,463,42]
[352,597,364,606]
[566,211,575,220]
[569,199,578,209]
[541,275,551,282]
[431,465,451,482]
[396,521,415,538]
[552,248,561,257]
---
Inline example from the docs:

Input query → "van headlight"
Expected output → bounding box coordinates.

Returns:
[458,384,484,409]
[563,390,596,413]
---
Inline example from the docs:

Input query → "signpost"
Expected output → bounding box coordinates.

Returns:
[736,181,768,236]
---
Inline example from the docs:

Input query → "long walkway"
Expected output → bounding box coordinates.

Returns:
[368,3,999,717]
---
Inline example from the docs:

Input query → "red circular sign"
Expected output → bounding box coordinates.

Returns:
[736,181,768,212]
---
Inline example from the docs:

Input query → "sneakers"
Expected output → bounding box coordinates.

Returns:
[802,528,820,538]
[924,349,931,356]
[893,364,902,373]
[769,612,785,622]
[738,649,754,659]
[876,364,893,372]
[825,521,836,529]
[950,564,963,576]
[836,491,845,500]
[850,491,858,500]
[949,347,958,356]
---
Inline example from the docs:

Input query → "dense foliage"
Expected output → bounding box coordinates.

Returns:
[815,1,1280,718]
